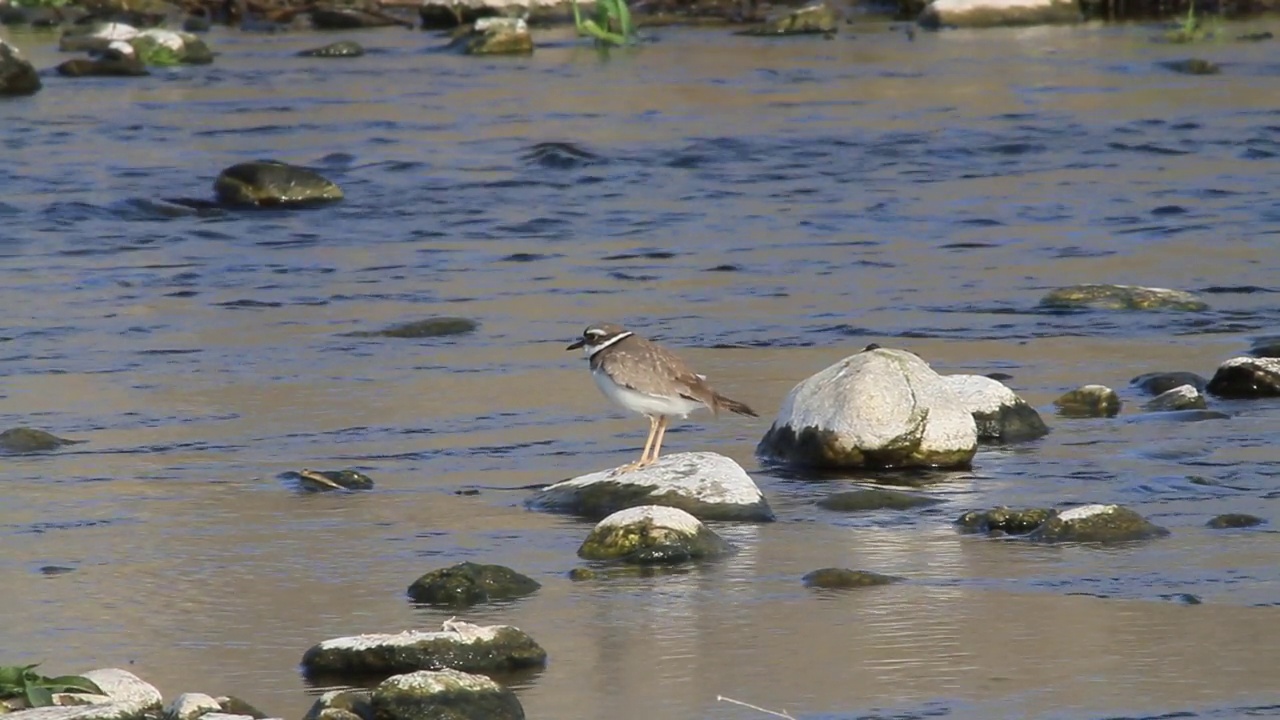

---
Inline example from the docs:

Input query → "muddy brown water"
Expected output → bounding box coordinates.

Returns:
[3,19,1280,720]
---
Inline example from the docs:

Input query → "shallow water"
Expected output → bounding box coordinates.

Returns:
[2,18,1280,720]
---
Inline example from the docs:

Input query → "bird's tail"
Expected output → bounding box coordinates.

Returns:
[713,392,758,418]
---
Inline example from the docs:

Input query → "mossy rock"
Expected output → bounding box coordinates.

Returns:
[298,40,365,57]
[407,562,540,607]
[302,622,547,678]
[578,505,731,563]
[802,568,902,589]
[216,696,269,719]
[955,506,1053,535]
[737,0,837,35]
[1130,371,1207,395]
[1026,504,1169,543]
[817,488,942,512]
[371,669,523,720]
[213,160,343,208]
[1159,58,1219,75]
[0,41,41,96]
[1054,384,1121,418]
[303,689,374,720]
[0,427,79,453]
[567,568,597,581]
[349,317,479,339]
[289,468,375,492]
[57,57,149,77]
[1039,284,1208,312]
[1206,513,1264,529]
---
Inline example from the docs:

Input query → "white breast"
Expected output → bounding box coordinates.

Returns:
[593,369,704,418]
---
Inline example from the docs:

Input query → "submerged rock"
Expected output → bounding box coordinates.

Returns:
[942,374,1048,442]
[1160,58,1220,75]
[737,0,837,35]
[577,505,732,563]
[1130,371,1208,395]
[0,40,41,97]
[298,41,365,57]
[288,468,375,492]
[128,28,214,65]
[1038,284,1208,312]
[419,0,569,29]
[311,5,409,29]
[1206,356,1280,398]
[59,21,140,52]
[214,161,343,208]
[757,346,977,470]
[802,568,902,589]
[1053,384,1121,418]
[955,506,1053,535]
[406,562,540,607]
[528,451,773,522]
[449,17,534,55]
[1027,504,1169,543]
[372,669,523,720]
[1206,513,1264,529]
[817,488,942,512]
[302,689,373,720]
[349,317,479,339]
[0,427,80,453]
[1142,384,1206,412]
[918,0,1080,28]
[301,620,547,678]
[13,669,162,720]
[211,697,267,719]
[1250,336,1280,358]
[57,56,150,77]
[1237,31,1273,41]
[164,694,222,720]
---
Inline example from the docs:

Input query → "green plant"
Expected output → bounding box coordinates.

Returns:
[1163,0,1220,43]
[0,665,103,709]
[570,0,634,47]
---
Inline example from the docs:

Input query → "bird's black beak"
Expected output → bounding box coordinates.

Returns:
[567,339,585,351]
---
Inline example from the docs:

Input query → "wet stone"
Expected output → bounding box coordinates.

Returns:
[817,488,942,512]
[567,568,597,581]
[1206,356,1280,398]
[1054,384,1121,418]
[1237,31,1273,41]
[956,506,1054,535]
[1142,384,1207,412]
[1130,371,1208,396]
[349,317,479,339]
[0,40,41,96]
[942,374,1049,442]
[287,468,375,492]
[577,505,732,563]
[737,0,838,35]
[301,620,547,678]
[212,698,267,719]
[1039,284,1209,312]
[406,562,540,607]
[302,690,373,720]
[298,41,365,57]
[449,17,533,55]
[1206,513,1264,529]
[802,568,903,589]
[1160,58,1220,75]
[1250,336,1280,358]
[57,57,149,77]
[213,160,343,208]
[371,669,523,720]
[1026,504,1169,544]
[164,693,221,720]
[0,427,79,454]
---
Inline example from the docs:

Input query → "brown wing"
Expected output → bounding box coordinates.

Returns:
[594,334,719,409]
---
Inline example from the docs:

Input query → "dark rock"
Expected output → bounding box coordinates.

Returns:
[802,568,902,589]
[1027,504,1169,543]
[0,41,41,96]
[1206,356,1280,398]
[215,697,269,719]
[310,5,406,29]
[298,40,366,57]
[407,562,540,607]
[1236,31,1272,41]
[943,374,1049,442]
[1130,371,1208,395]
[57,56,150,77]
[302,620,547,678]
[371,669,524,720]
[577,505,732,562]
[1249,336,1280,358]
[567,568,597,581]
[1128,409,1229,423]
[817,488,942,512]
[1054,384,1121,418]
[1160,58,1220,75]
[349,317,479,339]
[214,160,343,208]
[289,468,375,491]
[183,13,212,32]
[1039,284,1208,312]
[737,0,837,35]
[1206,513,1264,529]
[956,506,1053,535]
[0,427,79,453]
[303,689,374,720]
[1142,384,1207,412]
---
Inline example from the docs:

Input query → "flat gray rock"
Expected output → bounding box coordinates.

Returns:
[942,374,1048,442]
[372,669,523,720]
[757,346,977,469]
[301,620,547,678]
[15,670,160,720]
[1143,384,1207,412]
[527,451,773,522]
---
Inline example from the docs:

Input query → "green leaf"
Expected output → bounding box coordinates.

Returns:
[25,684,55,708]
[44,676,104,695]
[0,665,28,686]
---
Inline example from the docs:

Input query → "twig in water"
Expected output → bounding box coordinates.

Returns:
[716,695,797,720]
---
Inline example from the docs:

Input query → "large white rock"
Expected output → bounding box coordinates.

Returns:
[942,374,1048,442]
[918,0,1081,29]
[14,670,160,720]
[527,451,773,522]
[757,347,978,469]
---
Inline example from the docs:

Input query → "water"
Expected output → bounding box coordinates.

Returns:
[3,19,1280,720]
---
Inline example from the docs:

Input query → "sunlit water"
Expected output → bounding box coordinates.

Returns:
[2,19,1279,720]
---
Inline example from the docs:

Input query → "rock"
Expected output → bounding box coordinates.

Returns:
[212,698,267,720]
[406,562,540,607]
[942,374,1049,442]
[1237,31,1273,41]
[164,694,221,720]
[0,427,79,453]
[1026,504,1169,543]
[182,12,212,32]
[449,17,534,55]
[348,317,478,339]
[1130,371,1207,395]
[527,451,773,522]
[1,4,70,26]
[298,41,365,57]
[59,22,139,53]
[1128,409,1229,423]
[802,568,903,589]
[302,690,373,720]
[287,469,375,491]
[199,715,258,720]
[1206,513,1264,529]
[1250,336,1280,358]
[15,669,161,720]
[577,505,732,563]
[1053,384,1120,418]
[310,5,409,29]
[213,161,343,208]
[57,56,150,77]
[1142,384,1207,412]
[817,488,942,512]
[128,29,214,65]
[917,0,1081,29]
[0,40,41,97]
[301,619,547,678]
[757,346,977,470]
[737,0,838,35]
[1038,284,1208,312]
[1207,356,1280,398]
[419,0,569,29]
[567,568,597,581]
[371,669,522,720]
[1160,58,1220,75]
[955,506,1053,535]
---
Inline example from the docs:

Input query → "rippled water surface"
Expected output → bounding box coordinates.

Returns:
[3,19,1280,720]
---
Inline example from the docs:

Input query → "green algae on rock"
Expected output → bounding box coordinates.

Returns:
[1053,384,1121,418]
[214,161,343,208]
[577,505,731,563]
[407,562,540,607]
[449,17,534,55]
[817,488,942,512]
[1039,284,1208,312]
[955,506,1054,536]
[301,620,547,679]
[371,669,523,720]
[1026,504,1169,543]
[0,40,40,96]
[1206,513,1265,529]
[802,568,903,589]
[737,0,837,35]
[303,689,374,720]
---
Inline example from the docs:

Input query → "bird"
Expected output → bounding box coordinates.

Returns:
[567,322,758,473]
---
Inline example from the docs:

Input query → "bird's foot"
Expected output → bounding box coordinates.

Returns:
[610,458,653,476]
